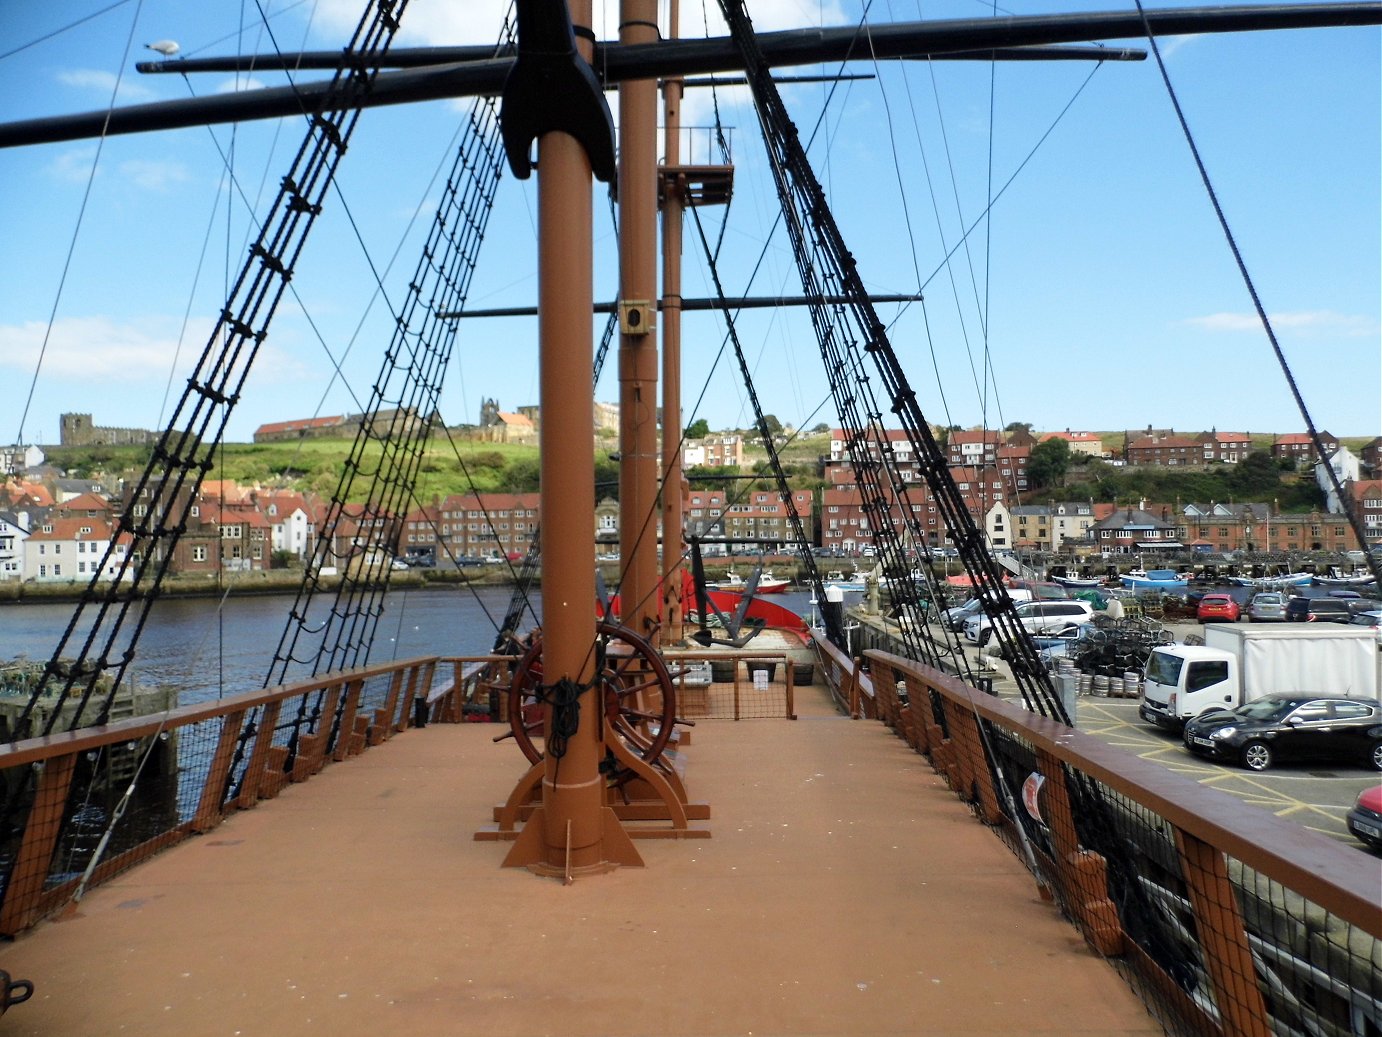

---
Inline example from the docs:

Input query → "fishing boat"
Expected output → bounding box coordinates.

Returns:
[1120,568,1189,592]
[0,3,1378,1035]
[1050,573,1103,589]
[823,569,868,592]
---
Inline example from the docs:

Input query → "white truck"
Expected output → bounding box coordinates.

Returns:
[1139,625,1381,730]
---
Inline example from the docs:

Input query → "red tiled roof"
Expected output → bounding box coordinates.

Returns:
[255,416,346,436]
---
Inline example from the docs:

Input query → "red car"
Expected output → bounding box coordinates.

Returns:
[1347,785,1382,850]
[1197,593,1241,623]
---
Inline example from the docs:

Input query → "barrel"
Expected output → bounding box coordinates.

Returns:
[1092,675,1110,697]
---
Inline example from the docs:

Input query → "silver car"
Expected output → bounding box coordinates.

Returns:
[1247,591,1285,622]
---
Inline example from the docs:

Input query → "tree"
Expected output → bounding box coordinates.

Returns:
[1028,438,1071,489]
[1004,421,1033,434]
[684,418,710,440]
[760,414,784,438]
[810,422,830,435]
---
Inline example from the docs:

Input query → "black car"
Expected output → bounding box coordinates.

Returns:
[1183,693,1382,772]
[1282,596,1353,623]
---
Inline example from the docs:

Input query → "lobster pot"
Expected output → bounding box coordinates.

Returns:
[1123,671,1142,698]
[1092,675,1110,697]
[1077,674,1092,696]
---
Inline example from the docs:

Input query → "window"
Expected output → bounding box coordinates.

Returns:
[1186,660,1228,693]
[78,562,86,573]
[192,545,208,562]
[53,565,61,577]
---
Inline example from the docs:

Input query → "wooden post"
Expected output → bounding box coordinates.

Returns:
[1174,829,1271,1037]
[0,754,76,935]
[192,709,246,832]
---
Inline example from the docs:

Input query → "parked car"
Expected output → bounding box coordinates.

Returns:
[1282,596,1353,624]
[1346,785,1382,849]
[1350,611,1382,629]
[1246,592,1286,622]
[964,600,1097,646]
[1197,593,1241,623]
[1345,598,1382,616]
[453,555,487,567]
[1182,693,1382,772]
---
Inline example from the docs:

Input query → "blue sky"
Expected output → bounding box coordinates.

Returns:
[0,0,1377,449]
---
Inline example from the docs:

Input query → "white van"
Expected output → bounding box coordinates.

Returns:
[963,600,1096,646]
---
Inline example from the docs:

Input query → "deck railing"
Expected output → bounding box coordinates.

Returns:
[825,641,1380,1037]
[0,654,508,936]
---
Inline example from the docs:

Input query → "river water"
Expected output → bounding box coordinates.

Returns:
[0,585,828,705]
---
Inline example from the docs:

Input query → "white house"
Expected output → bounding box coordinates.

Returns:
[21,516,126,582]
[262,493,314,559]
[1315,445,1361,513]
[0,444,44,474]
[0,515,28,582]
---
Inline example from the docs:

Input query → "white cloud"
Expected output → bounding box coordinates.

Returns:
[115,158,191,191]
[309,0,842,47]
[213,75,271,95]
[0,316,307,386]
[47,147,191,192]
[56,68,158,104]
[1156,34,1203,61]
[1183,311,1379,336]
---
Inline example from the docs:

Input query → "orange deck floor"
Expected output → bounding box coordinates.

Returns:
[0,684,1164,1036]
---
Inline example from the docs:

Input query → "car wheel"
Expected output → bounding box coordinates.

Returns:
[1370,741,1382,772]
[1240,741,1272,772]
[979,629,992,647]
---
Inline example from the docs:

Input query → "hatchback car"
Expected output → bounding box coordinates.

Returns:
[1246,592,1286,622]
[1346,785,1382,849]
[1282,596,1353,623]
[1182,693,1382,772]
[1196,594,1240,623]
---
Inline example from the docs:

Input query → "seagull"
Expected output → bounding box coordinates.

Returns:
[145,40,180,58]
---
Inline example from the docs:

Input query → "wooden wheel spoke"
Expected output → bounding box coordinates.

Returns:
[507,621,676,767]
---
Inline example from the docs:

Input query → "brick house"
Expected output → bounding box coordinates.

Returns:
[1124,433,1201,467]
[1195,430,1252,464]
[946,428,1003,467]
[1271,431,1338,468]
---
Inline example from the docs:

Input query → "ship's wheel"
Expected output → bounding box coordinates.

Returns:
[505,622,679,767]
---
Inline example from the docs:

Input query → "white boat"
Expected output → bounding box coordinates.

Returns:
[1051,573,1102,589]
[824,569,868,592]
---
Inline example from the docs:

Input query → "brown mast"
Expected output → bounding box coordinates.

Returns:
[499,0,640,876]
[617,0,662,645]
[659,0,686,644]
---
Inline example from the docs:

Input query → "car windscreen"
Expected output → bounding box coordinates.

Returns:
[1144,651,1183,687]
[1236,698,1300,721]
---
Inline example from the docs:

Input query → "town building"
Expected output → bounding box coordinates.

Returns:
[1195,430,1252,464]
[1038,430,1104,459]
[1123,433,1201,467]
[945,428,1002,468]
[1270,431,1338,468]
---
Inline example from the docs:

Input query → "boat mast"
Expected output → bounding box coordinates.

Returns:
[660,0,686,645]
[618,0,663,644]
[500,0,641,875]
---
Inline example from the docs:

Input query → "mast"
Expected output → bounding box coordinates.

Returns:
[660,0,686,644]
[499,0,640,876]
[617,0,662,643]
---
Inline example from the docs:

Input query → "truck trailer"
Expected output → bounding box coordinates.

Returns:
[1139,625,1381,730]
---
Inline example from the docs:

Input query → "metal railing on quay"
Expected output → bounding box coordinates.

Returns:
[0,654,511,936]
[855,646,1381,1037]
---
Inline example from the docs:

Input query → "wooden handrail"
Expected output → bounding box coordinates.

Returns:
[862,648,1381,938]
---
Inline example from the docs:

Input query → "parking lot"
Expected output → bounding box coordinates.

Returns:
[945,618,1380,849]
[1072,693,1378,848]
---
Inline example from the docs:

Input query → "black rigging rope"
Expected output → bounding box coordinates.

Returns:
[1133,0,1380,584]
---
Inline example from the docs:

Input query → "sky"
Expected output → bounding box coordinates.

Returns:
[0,0,1378,451]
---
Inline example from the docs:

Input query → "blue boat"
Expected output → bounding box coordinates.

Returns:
[1120,569,1188,592]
